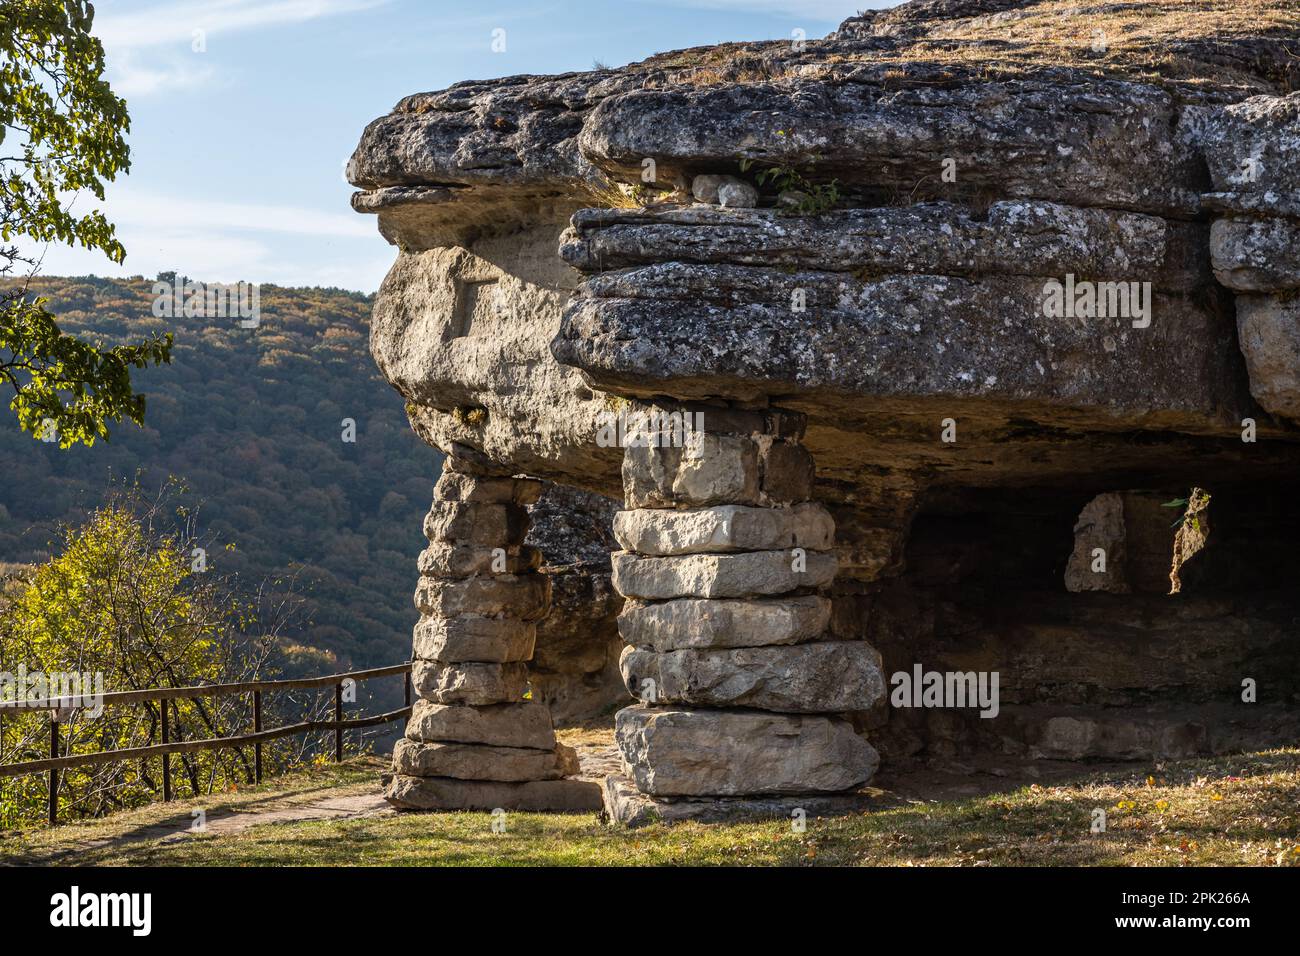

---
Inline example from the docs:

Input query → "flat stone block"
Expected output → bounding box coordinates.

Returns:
[623,434,759,508]
[384,774,603,812]
[418,542,542,577]
[412,615,536,663]
[618,595,831,651]
[620,641,885,712]
[611,549,836,600]
[613,502,834,555]
[414,574,550,620]
[392,738,578,781]
[615,705,879,797]
[423,501,530,546]
[406,699,557,750]
[602,773,878,827]
[434,471,543,505]
[411,659,530,704]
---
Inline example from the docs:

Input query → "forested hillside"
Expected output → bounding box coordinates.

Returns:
[0,275,439,675]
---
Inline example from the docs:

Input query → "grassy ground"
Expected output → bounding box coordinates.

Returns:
[2,749,1298,866]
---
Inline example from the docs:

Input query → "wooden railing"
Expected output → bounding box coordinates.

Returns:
[0,662,412,825]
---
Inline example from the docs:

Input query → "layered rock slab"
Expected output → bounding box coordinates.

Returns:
[612,550,838,599]
[384,774,602,812]
[393,738,579,782]
[602,773,878,827]
[615,706,880,797]
[620,642,885,713]
[613,503,834,555]
[617,595,831,651]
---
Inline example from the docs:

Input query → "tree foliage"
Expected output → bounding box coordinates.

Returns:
[0,484,331,827]
[0,0,172,445]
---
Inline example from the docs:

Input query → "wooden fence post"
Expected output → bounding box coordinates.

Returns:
[334,683,343,762]
[253,690,263,784]
[48,714,59,826]
[161,701,171,803]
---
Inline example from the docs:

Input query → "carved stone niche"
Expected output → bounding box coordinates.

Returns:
[451,274,505,339]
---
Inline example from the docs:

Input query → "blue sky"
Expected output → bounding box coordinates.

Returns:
[34,0,888,292]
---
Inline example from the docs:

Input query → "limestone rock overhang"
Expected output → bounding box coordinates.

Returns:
[347,0,1300,501]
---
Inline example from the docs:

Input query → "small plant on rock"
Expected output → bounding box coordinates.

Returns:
[738,157,840,215]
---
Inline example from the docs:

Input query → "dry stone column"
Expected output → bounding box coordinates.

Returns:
[384,455,601,812]
[603,406,886,824]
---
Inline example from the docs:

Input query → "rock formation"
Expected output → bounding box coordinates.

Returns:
[386,456,601,810]
[353,0,1300,823]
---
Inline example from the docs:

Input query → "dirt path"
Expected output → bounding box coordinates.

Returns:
[8,741,621,865]
[9,779,393,865]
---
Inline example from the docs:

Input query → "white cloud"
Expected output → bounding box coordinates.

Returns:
[109,51,217,96]
[18,185,386,290]
[27,225,390,291]
[101,186,375,240]
[96,0,391,51]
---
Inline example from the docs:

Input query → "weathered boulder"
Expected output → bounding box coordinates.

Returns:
[620,642,885,712]
[615,706,879,796]
[717,181,757,209]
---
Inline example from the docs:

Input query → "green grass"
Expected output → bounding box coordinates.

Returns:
[3,750,1299,867]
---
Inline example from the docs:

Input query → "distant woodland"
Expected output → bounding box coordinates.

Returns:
[0,275,440,677]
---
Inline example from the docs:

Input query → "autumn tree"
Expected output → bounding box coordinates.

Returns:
[0,483,326,827]
[1,0,171,446]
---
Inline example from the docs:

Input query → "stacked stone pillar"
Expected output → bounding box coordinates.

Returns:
[603,405,886,824]
[384,455,601,811]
